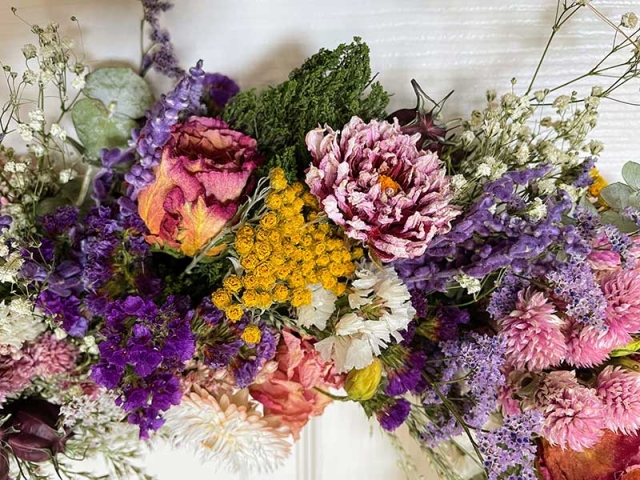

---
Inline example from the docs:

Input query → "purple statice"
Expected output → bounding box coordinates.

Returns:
[623,206,640,227]
[487,273,530,320]
[39,206,79,237]
[602,223,636,270]
[386,350,427,396]
[0,215,11,233]
[38,290,86,337]
[408,288,428,318]
[436,305,470,342]
[573,156,597,189]
[92,295,195,438]
[92,148,135,204]
[396,165,574,293]
[419,333,507,447]
[140,0,184,79]
[546,260,607,326]
[196,299,279,388]
[378,398,411,432]
[203,73,240,111]
[476,411,542,480]
[127,60,206,199]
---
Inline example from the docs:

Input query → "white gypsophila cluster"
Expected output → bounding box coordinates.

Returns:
[296,283,337,330]
[476,156,508,180]
[527,197,548,222]
[454,273,482,296]
[0,297,45,349]
[0,250,24,283]
[60,390,125,429]
[314,262,415,373]
[622,12,639,29]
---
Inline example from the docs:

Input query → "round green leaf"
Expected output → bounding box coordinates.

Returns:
[622,161,640,190]
[599,182,633,211]
[71,98,137,160]
[83,67,154,119]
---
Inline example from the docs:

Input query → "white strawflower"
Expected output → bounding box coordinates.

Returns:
[314,262,415,373]
[0,298,46,349]
[296,283,337,330]
[454,273,482,295]
[16,124,33,142]
[164,386,292,473]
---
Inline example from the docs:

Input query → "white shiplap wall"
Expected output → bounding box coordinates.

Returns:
[1,1,639,479]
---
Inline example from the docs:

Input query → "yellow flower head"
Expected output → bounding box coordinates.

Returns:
[589,168,608,197]
[241,289,260,308]
[223,275,243,294]
[260,212,279,230]
[241,324,262,344]
[269,168,288,192]
[344,359,382,401]
[225,304,244,322]
[212,289,232,309]
[273,283,290,302]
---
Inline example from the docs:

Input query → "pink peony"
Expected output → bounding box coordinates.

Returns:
[498,288,567,370]
[304,116,459,262]
[138,117,263,256]
[597,366,640,435]
[249,331,344,440]
[525,371,605,451]
[27,333,77,377]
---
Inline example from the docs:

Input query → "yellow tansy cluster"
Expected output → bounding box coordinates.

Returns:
[589,168,608,198]
[212,168,362,321]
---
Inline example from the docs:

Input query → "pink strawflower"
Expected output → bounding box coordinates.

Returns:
[525,371,604,451]
[588,233,640,272]
[498,288,567,370]
[27,333,77,377]
[305,116,459,262]
[597,366,640,435]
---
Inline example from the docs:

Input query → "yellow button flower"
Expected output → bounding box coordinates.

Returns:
[241,324,262,344]
[344,359,382,401]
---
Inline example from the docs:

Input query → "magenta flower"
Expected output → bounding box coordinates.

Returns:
[526,371,604,451]
[138,117,263,256]
[597,366,640,435]
[498,288,567,370]
[305,116,459,262]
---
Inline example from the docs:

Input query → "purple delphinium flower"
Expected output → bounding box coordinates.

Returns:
[378,398,411,432]
[546,259,607,326]
[203,73,240,111]
[386,350,427,396]
[139,0,184,79]
[92,295,195,438]
[127,60,206,199]
[477,410,542,480]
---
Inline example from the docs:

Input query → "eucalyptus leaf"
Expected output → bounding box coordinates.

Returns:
[71,98,137,160]
[83,67,153,119]
[599,182,633,210]
[601,210,639,233]
[578,194,598,215]
[622,161,640,190]
[629,192,640,210]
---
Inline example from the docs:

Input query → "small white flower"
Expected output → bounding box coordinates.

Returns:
[454,273,482,296]
[39,69,54,84]
[527,197,547,222]
[28,109,45,131]
[515,143,530,165]
[552,95,571,114]
[21,44,37,59]
[0,298,45,349]
[16,123,33,142]
[58,168,76,184]
[30,144,45,157]
[314,262,415,373]
[0,251,24,283]
[559,183,580,201]
[451,174,468,192]
[621,12,638,29]
[71,75,86,90]
[50,123,67,140]
[0,244,8,258]
[296,283,337,330]
[477,163,492,178]
[54,328,68,340]
[537,179,557,196]
[460,130,475,149]
[488,204,498,215]
[22,69,37,84]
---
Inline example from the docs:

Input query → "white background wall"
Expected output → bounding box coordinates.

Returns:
[1,1,640,479]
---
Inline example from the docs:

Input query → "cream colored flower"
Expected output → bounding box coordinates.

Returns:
[164,386,292,473]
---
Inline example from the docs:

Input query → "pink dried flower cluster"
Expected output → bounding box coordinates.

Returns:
[596,366,640,435]
[305,116,459,262]
[0,333,77,403]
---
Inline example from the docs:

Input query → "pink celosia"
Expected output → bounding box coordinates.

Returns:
[597,366,640,435]
[525,371,605,451]
[499,288,567,370]
[305,116,459,262]
[249,331,344,440]
[27,333,77,377]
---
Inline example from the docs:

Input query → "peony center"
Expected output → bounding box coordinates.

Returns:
[378,175,401,195]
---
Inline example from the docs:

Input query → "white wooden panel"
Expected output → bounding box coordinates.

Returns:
[1,1,640,479]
